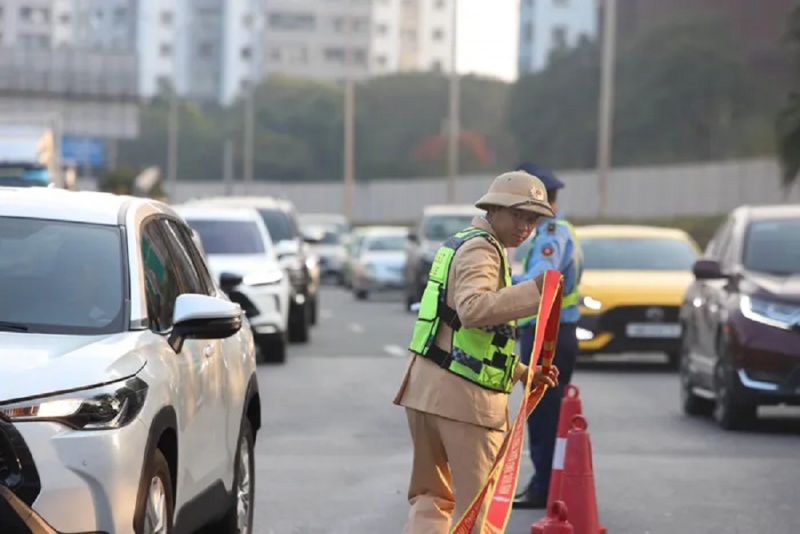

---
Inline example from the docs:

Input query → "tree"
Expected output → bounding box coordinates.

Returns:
[776,2,800,190]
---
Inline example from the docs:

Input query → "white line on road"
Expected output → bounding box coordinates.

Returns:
[349,323,364,333]
[383,344,406,357]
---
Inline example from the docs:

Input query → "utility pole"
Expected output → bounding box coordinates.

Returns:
[343,8,356,222]
[596,0,617,217]
[446,0,460,204]
[167,86,178,200]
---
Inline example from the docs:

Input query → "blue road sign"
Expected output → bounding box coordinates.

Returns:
[61,135,106,166]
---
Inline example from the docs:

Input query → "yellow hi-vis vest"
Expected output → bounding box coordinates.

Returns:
[407,227,519,394]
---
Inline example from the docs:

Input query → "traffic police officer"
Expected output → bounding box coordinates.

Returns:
[394,170,560,533]
[511,161,583,509]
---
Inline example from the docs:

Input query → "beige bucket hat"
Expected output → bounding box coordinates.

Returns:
[475,171,555,218]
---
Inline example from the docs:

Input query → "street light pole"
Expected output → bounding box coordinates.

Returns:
[167,87,178,200]
[596,0,617,217]
[446,0,460,204]
[343,9,355,222]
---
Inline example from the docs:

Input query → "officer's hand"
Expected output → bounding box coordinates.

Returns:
[534,273,545,293]
[533,365,559,387]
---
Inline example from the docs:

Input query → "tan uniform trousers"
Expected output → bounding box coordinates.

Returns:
[402,408,505,534]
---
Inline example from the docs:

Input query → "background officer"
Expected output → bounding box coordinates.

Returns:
[511,161,583,509]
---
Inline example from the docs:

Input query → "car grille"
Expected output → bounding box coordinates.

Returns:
[594,305,681,336]
[0,419,40,506]
[227,290,261,319]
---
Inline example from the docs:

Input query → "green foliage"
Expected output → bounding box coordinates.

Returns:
[99,165,165,198]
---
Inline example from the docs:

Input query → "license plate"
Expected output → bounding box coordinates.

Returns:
[625,323,682,338]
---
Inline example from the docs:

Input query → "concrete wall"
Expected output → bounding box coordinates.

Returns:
[79,157,800,224]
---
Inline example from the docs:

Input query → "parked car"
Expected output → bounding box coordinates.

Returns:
[575,225,701,366]
[342,226,369,289]
[302,224,349,284]
[404,204,482,310]
[298,212,351,236]
[679,204,800,430]
[175,205,291,363]
[352,226,409,300]
[183,196,319,340]
[0,187,260,534]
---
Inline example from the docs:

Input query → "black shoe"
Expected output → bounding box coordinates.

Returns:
[512,490,548,510]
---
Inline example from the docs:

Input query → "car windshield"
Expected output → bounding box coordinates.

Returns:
[742,218,800,275]
[256,208,297,242]
[581,237,698,270]
[0,216,125,334]
[365,234,407,252]
[422,215,475,241]
[186,219,266,255]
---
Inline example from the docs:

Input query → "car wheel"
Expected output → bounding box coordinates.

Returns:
[220,419,255,534]
[679,338,712,416]
[137,449,174,534]
[258,335,287,364]
[289,303,311,343]
[713,336,757,431]
[665,350,680,370]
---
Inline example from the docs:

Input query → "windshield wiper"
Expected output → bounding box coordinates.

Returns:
[0,321,29,332]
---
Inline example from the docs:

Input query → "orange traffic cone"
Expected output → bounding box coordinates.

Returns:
[559,415,606,534]
[531,384,583,534]
[536,501,574,534]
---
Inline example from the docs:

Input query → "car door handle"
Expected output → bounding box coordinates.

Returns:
[203,344,215,358]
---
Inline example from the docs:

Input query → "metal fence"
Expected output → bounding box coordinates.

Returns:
[79,156,800,223]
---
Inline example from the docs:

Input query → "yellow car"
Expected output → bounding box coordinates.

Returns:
[574,225,701,367]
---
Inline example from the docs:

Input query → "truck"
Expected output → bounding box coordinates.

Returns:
[0,124,59,187]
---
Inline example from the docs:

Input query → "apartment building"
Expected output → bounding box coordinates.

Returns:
[370,0,454,76]
[262,0,372,83]
[517,0,598,75]
[137,0,265,105]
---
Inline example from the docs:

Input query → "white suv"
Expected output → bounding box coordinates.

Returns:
[175,205,291,363]
[0,188,260,534]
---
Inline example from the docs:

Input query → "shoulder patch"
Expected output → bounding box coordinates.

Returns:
[542,246,554,257]
[547,222,557,234]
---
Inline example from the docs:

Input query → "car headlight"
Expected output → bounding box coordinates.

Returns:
[0,377,148,431]
[243,270,284,286]
[580,295,603,311]
[740,295,800,330]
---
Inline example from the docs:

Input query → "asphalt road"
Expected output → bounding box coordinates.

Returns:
[252,286,800,534]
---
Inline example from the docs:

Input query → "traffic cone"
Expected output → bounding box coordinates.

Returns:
[531,384,583,534]
[559,415,606,534]
[535,501,574,534]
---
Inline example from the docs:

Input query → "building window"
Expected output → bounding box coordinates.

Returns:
[324,47,346,62]
[375,23,389,36]
[353,48,367,64]
[551,26,567,49]
[113,7,127,25]
[59,13,71,24]
[432,28,445,41]
[375,55,388,66]
[20,7,50,24]
[522,22,533,43]
[269,12,315,31]
[241,46,252,60]
[243,13,253,28]
[160,43,172,57]
[431,60,443,72]
[198,41,215,58]
[161,11,173,26]
[435,0,446,9]
[553,0,569,6]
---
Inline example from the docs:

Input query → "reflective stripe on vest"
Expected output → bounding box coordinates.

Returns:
[520,219,581,323]
[407,227,520,394]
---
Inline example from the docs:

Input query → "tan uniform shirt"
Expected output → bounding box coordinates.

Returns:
[393,216,542,432]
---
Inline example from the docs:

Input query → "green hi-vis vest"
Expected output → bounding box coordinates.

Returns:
[407,227,520,394]
[519,219,581,325]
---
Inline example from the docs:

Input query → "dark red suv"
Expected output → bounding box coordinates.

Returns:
[678,204,800,430]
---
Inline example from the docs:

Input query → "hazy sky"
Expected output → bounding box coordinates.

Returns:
[457,0,518,81]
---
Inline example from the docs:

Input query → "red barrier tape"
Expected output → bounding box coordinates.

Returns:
[451,269,564,534]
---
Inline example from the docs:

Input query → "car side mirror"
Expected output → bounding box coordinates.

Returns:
[168,294,243,352]
[219,272,244,293]
[692,259,726,280]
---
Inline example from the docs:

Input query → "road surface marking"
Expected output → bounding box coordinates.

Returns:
[349,323,364,333]
[383,344,406,357]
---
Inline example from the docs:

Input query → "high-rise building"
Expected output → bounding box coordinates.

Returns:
[517,0,598,76]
